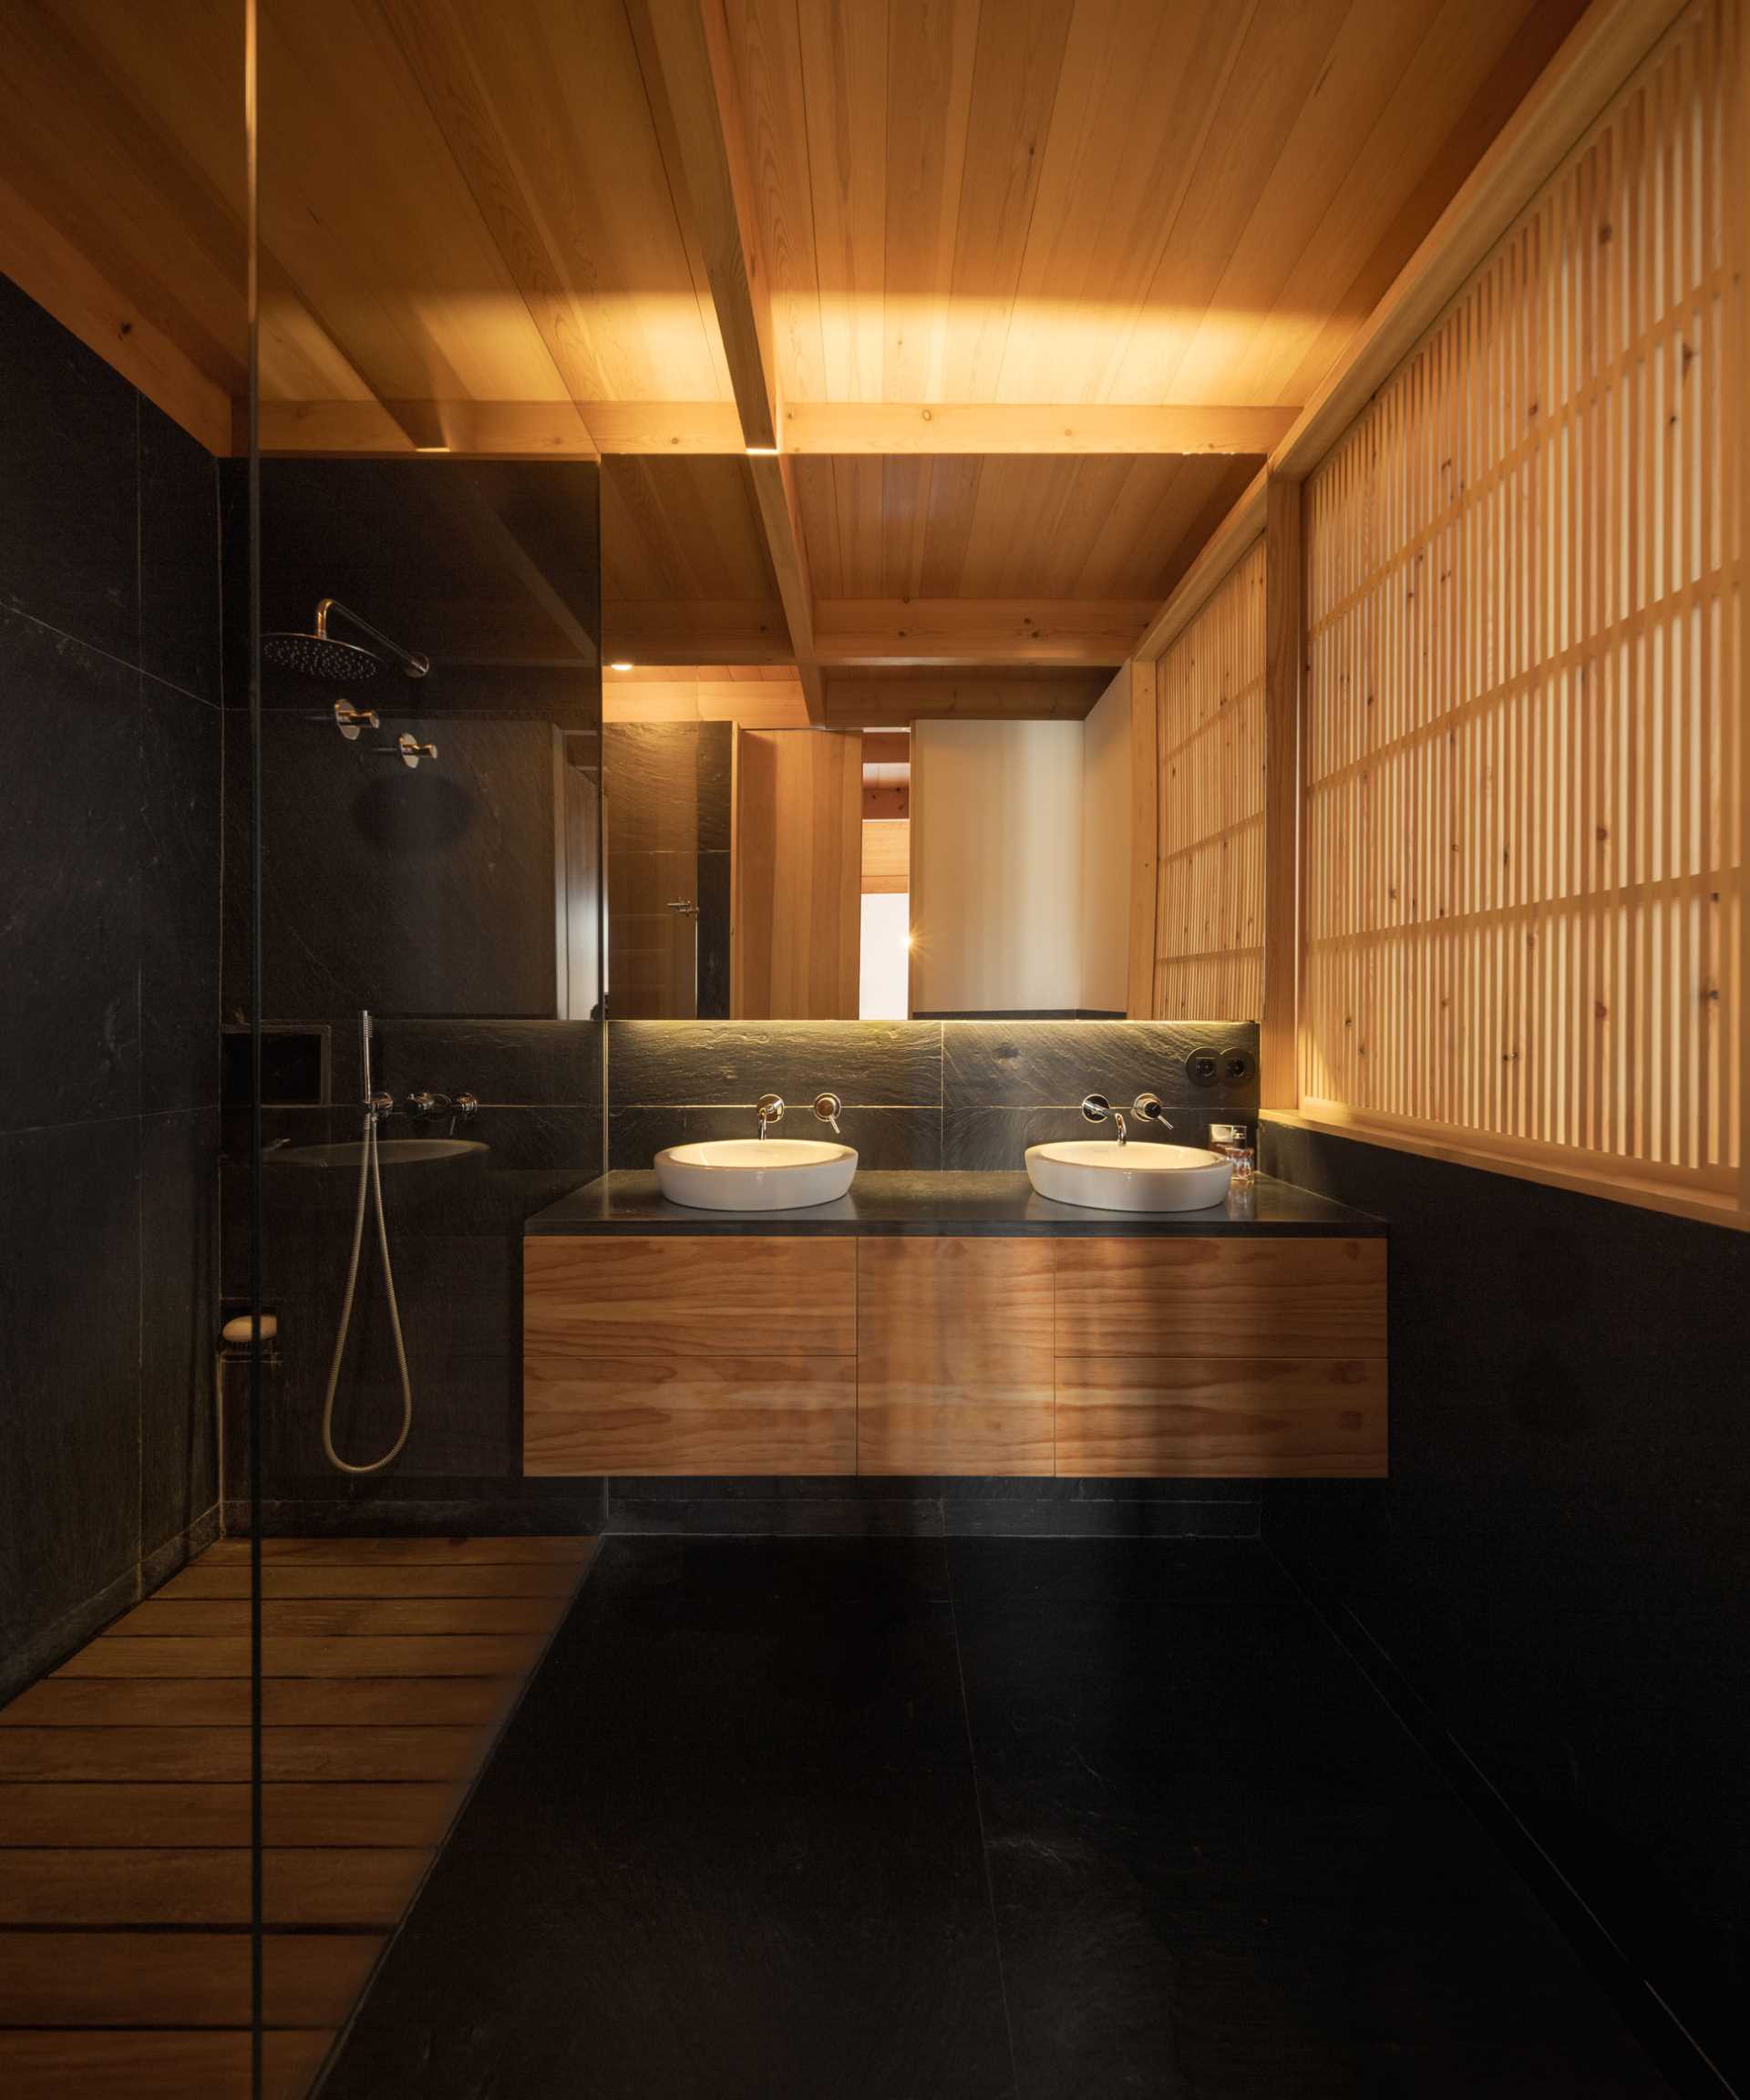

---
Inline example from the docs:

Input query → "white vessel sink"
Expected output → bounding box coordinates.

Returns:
[1025,1139,1233,1212]
[274,1138,488,1168]
[655,1138,858,1211]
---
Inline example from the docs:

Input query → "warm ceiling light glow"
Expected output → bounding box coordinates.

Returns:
[608,662,634,672]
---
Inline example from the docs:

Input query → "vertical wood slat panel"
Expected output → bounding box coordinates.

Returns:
[1153,539,1267,1021]
[1301,0,1744,1204]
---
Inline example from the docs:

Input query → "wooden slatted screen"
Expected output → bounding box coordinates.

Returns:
[1301,0,1744,1206]
[1153,540,1267,1019]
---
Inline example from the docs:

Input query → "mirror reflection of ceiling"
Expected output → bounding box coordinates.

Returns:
[1,0,1587,685]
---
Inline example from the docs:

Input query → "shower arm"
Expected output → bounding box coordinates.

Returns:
[315,598,431,678]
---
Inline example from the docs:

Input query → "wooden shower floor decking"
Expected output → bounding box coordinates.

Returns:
[0,1534,597,2098]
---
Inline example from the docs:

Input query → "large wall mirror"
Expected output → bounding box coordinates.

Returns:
[602,664,1133,1024]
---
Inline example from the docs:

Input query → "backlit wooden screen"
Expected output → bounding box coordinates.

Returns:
[1302,0,1743,1199]
[1154,540,1267,1019]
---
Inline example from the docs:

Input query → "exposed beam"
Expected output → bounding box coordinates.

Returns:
[779,403,1293,456]
[603,674,811,727]
[603,600,793,665]
[1260,478,1304,1112]
[815,602,1152,668]
[633,0,824,718]
[0,171,232,457]
[253,399,744,457]
[823,673,1109,726]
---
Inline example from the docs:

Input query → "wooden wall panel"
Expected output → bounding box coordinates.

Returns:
[1301,0,1744,1210]
[856,1240,1055,1476]
[1153,539,1267,1020]
[734,729,863,1017]
[1055,1356,1387,1477]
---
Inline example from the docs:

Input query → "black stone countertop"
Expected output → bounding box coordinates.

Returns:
[524,1169,1385,1238]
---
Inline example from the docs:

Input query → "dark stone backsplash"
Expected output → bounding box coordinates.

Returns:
[608,1018,1260,1172]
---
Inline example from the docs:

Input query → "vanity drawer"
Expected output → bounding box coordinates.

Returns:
[857,1239,1054,1475]
[1055,1356,1387,1477]
[1054,1238,1385,1359]
[523,1237,856,1476]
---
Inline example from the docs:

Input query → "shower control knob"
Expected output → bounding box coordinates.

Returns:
[454,1094,479,1120]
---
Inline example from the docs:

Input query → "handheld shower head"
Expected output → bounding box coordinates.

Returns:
[262,598,429,682]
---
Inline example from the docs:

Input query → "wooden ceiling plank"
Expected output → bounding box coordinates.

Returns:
[727,0,828,403]
[777,402,1296,452]
[604,599,794,664]
[823,670,1109,726]
[941,0,1077,403]
[814,598,1153,666]
[883,0,981,401]
[796,0,889,401]
[254,399,745,455]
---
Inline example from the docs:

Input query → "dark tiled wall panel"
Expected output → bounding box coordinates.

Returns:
[1260,1120,1750,2090]
[608,1017,1261,1171]
[0,276,222,1699]
[221,457,606,1523]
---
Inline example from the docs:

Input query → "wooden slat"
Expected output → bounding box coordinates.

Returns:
[0,1783,463,1850]
[0,1727,481,1785]
[1152,541,1267,1023]
[52,1636,547,1680]
[0,2030,329,2100]
[0,1930,381,2028]
[107,1597,565,1639]
[1055,1239,1387,1360]
[0,1678,518,1728]
[1055,1356,1388,1477]
[856,1240,1055,1476]
[152,1561,582,1600]
[0,1848,427,1929]
[1126,662,1161,1019]
[1260,477,1305,1106]
[199,1537,593,1565]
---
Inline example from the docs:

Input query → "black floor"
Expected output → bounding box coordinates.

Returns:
[319,1539,1676,2099]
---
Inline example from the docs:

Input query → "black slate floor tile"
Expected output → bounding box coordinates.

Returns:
[954,1591,1674,2100]
[321,1536,1012,2100]
[947,1535,1293,1607]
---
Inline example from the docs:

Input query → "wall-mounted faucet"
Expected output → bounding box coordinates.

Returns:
[404,1090,479,1122]
[756,1093,784,1139]
[1081,1092,1174,1147]
[812,1091,843,1136]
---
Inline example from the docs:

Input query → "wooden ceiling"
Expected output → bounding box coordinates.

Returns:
[0,0,1590,697]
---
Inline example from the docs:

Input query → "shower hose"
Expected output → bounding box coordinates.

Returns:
[320,1109,414,1474]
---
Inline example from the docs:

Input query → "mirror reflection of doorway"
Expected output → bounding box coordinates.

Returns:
[604,723,732,1019]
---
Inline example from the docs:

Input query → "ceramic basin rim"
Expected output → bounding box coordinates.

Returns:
[1029,1140,1227,1172]
[656,1140,857,1172]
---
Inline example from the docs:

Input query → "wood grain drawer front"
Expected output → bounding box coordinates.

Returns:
[1055,1238,1385,1359]
[1055,1357,1387,1477]
[525,1236,855,1358]
[857,1239,1055,1476]
[523,1237,856,1476]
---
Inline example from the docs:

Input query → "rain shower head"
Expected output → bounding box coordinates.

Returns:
[262,597,430,682]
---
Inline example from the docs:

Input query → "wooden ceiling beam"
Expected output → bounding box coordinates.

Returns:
[779,404,1292,455]
[632,0,824,719]
[815,601,1153,668]
[603,599,795,665]
[254,399,745,457]
[1134,0,1688,662]
[824,674,1109,727]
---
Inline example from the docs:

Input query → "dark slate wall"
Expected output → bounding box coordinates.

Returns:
[0,274,223,1698]
[607,1017,1261,1168]
[221,456,604,1530]
[1260,1119,1750,2088]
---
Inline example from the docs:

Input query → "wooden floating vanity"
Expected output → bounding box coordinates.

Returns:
[521,1173,1386,1480]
